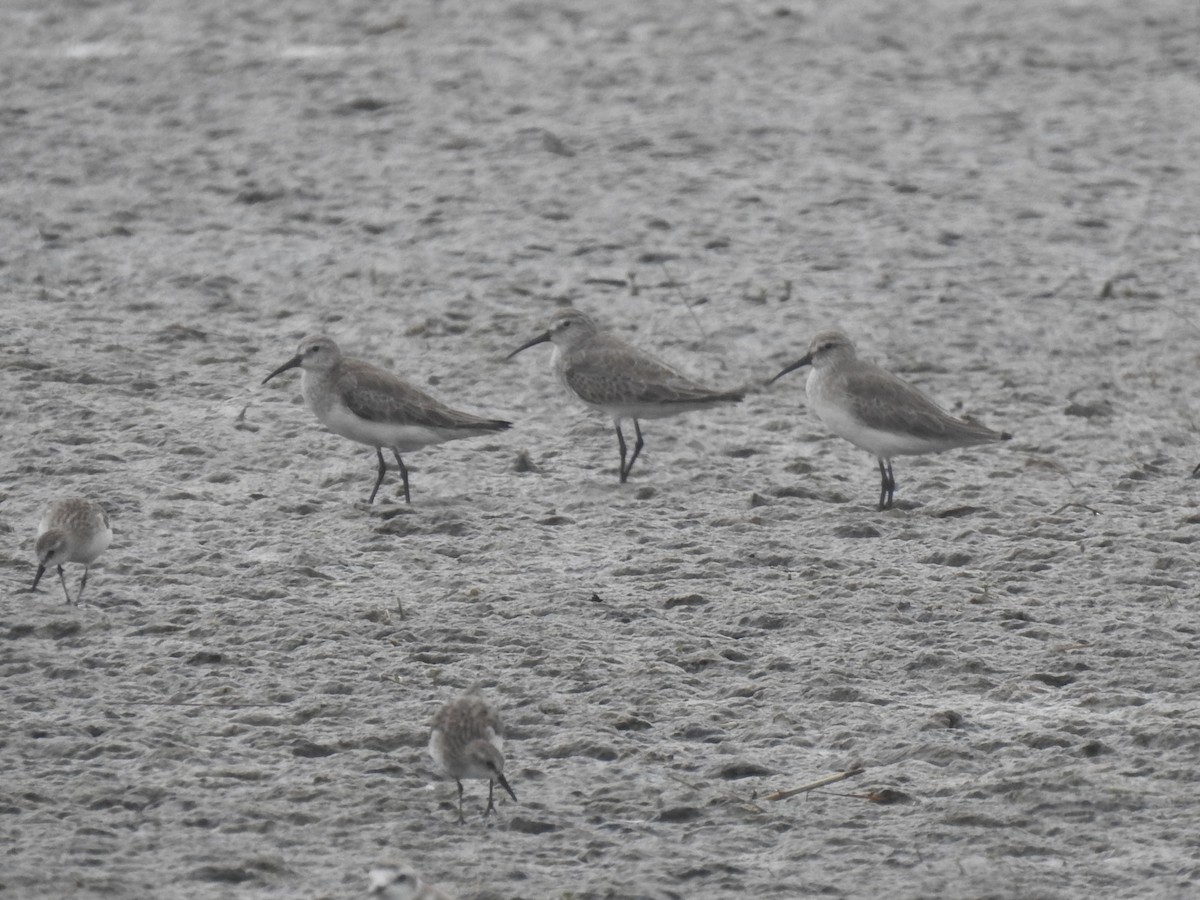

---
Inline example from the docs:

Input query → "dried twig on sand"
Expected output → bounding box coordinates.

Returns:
[659,262,707,341]
[1050,502,1101,516]
[665,772,766,814]
[764,767,866,802]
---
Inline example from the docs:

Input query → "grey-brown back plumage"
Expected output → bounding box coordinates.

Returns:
[839,363,1011,449]
[562,334,745,410]
[429,692,505,776]
[335,358,511,433]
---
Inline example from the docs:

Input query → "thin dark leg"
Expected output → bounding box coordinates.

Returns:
[391,449,411,504]
[455,779,465,826]
[485,779,496,817]
[56,565,72,604]
[368,447,388,504]
[616,424,629,483]
[624,419,645,481]
[1193,461,1200,477]
[877,458,896,511]
[77,566,91,606]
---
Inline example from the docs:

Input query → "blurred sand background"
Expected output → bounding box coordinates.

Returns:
[2,1,1199,898]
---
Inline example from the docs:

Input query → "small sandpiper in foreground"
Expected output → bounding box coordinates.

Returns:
[428,688,517,825]
[32,498,113,604]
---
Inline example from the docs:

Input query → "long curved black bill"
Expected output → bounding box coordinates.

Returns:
[496,772,518,802]
[262,354,302,385]
[506,332,550,360]
[31,563,46,591]
[768,353,813,385]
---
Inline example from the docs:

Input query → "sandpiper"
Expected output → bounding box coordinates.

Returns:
[32,498,113,604]
[368,860,456,899]
[507,309,744,482]
[262,335,512,504]
[770,330,1011,510]
[428,689,517,825]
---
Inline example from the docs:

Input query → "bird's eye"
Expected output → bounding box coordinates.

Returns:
[392,873,410,884]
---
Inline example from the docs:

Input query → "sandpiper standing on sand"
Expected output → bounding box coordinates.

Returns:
[262,335,512,504]
[32,498,112,604]
[508,309,744,483]
[368,860,457,899]
[770,330,1011,510]
[428,689,517,825]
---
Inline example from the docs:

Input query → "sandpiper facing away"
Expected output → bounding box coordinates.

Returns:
[368,860,456,899]
[508,309,744,483]
[32,498,112,604]
[263,335,512,504]
[770,330,1011,510]
[428,689,517,825]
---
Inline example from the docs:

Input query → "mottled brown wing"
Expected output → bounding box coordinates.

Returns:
[339,362,509,430]
[434,695,503,739]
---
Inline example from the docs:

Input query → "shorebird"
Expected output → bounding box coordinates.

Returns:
[769,330,1011,510]
[32,498,113,604]
[368,861,456,899]
[262,335,512,504]
[507,309,744,482]
[428,689,517,825]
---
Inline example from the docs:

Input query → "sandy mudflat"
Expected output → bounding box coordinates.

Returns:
[2,1,1199,898]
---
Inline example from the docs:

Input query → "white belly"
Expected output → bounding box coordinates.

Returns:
[808,370,947,459]
[74,523,113,565]
[811,399,941,457]
[319,401,448,452]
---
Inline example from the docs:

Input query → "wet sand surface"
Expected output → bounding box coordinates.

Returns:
[2,1,1199,898]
